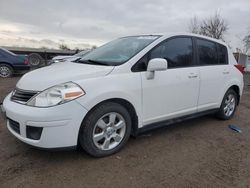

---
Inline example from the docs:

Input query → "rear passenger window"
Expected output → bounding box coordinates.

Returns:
[217,44,228,64]
[197,39,228,65]
[149,37,193,68]
[197,39,217,65]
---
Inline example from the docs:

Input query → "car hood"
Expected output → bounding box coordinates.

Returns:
[16,62,114,91]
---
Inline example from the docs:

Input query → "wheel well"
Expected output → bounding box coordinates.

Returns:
[83,98,139,137]
[0,62,14,69]
[229,85,240,105]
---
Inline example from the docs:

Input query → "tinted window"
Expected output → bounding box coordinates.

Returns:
[197,39,218,65]
[149,37,193,68]
[217,44,228,64]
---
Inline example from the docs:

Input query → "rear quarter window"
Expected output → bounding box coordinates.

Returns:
[197,38,228,65]
[217,43,228,64]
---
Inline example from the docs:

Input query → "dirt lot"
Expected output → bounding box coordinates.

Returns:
[0,74,250,188]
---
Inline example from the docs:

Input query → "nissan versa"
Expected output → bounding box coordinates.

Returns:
[2,33,244,157]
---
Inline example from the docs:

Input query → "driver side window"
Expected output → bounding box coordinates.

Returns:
[131,37,194,72]
[149,37,194,68]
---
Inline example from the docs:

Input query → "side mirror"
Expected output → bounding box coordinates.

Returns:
[146,58,168,79]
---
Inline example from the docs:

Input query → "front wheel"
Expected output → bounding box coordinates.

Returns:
[79,102,132,157]
[216,89,238,120]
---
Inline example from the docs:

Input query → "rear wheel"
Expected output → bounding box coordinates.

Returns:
[28,53,43,67]
[79,102,131,157]
[0,64,13,78]
[216,89,238,120]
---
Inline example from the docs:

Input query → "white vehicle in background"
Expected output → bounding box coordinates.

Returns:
[2,33,244,157]
[49,50,91,64]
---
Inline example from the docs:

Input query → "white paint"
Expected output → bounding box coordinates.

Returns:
[2,33,244,149]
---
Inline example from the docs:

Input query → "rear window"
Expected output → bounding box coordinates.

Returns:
[197,39,228,65]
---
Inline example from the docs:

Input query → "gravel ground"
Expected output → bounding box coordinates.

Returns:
[0,74,250,188]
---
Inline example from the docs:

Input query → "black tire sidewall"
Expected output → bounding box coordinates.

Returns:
[28,53,43,67]
[0,64,13,78]
[79,102,132,157]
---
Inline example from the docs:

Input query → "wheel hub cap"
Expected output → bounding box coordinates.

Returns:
[224,94,236,117]
[92,112,126,151]
[0,66,10,77]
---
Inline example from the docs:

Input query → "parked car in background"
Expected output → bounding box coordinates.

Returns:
[0,48,30,78]
[4,46,76,67]
[49,50,91,65]
[2,33,244,157]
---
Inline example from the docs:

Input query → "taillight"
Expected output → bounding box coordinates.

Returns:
[24,59,29,65]
[234,64,244,74]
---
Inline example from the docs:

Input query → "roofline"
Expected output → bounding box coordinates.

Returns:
[159,32,228,46]
[127,32,228,46]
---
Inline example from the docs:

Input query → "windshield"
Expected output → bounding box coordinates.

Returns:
[79,35,160,66]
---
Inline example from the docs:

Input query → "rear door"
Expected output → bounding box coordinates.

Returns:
[195,38,230,111]
[140,37,200,125]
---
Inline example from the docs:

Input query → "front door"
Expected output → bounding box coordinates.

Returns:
[141,37,200,125]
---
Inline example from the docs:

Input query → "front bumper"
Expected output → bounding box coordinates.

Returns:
[0,103,6,119]
[2,93,88,149]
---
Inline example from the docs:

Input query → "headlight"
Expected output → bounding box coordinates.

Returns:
[27,82,85,107]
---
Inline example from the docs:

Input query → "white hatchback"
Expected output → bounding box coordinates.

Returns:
[2,33,244,157]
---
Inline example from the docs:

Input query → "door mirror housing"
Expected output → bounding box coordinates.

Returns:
[146,58,168,79]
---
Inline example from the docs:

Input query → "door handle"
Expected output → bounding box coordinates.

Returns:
[223,71,229,74]
[188,73,198,78]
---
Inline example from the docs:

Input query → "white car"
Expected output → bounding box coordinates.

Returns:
[2,33,244,157]
[49,50,91,64]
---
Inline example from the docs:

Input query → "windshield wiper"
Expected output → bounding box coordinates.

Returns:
[77,59,110,66]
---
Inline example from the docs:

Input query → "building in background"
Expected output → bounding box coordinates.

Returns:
[234,53,250,72]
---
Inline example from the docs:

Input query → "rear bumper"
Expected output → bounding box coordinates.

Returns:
[3,93,88,148]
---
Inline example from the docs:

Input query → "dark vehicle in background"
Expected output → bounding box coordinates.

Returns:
[0,48,30,78]
[49,50,91,65]
[3,46,76,67]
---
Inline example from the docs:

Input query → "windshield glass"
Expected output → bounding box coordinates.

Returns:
[79,35,160,66]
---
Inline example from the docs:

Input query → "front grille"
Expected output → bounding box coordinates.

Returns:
[8,118,20,134]
[11,88,37,103]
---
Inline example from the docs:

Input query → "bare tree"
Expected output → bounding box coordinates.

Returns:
[200,12,228,40]
[59,44,70,50]
[243,28,250,54]
[188,16,199,34]
[188,12,229,40]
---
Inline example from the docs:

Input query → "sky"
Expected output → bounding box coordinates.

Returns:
[0,0,249,51]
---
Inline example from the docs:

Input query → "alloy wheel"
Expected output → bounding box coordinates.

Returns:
[92,112,126,151]
[0,65,11,77]
[223,94,236,117]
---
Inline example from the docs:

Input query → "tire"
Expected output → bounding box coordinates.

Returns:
[216,89,238,120]
[28,53,43,67]
[79,102,132,157]
[0,64,13,78]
